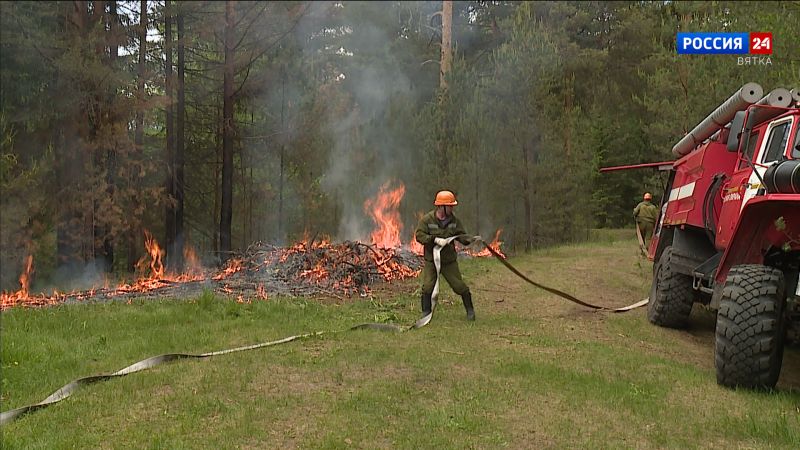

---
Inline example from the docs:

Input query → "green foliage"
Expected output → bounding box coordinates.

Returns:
[1,1,797,288]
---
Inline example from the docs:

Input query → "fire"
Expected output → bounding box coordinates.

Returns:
[212,258,244,280]
[2,188,431,310]
[184,245,203,275]
[407,211,424,255]
[300,259,329,281]
[144,231,165,278]
[256,284,269,300]
[467,229,506,258]
[275,236,421,295]
[1,232,225,310]
[408,235,423,255]
[19,254,33,297]
[136,230,165,279]
[364,181,406,249]
[0,255,41,309]
[122,231,206,291]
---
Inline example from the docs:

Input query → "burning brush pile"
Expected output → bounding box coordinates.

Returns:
[237,237,423,298]
[1,182,503,310]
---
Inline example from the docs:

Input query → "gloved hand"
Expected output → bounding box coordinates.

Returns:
[434,237,448,247]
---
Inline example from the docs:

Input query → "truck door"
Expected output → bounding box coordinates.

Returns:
[715,130,763,249]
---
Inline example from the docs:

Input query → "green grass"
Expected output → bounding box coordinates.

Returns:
[2,233,800,449]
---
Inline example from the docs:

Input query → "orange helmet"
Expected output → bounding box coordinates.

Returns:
[644,192,652,201]
[434,190,458,206]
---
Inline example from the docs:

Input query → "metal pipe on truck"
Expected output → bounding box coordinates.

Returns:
[672,82,763,157]
[756,88,791,107]
[744,88,794,127]
[789,88,800,106]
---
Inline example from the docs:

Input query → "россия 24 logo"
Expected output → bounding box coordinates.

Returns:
[677,32,773,54]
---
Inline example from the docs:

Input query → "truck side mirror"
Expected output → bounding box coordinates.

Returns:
[727,111,746,152]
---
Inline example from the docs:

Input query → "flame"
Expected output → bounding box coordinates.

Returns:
[408,237,423,255]
[0,255,39,309]
[256,284,269,300]
[467,229,506,258]
[2,189,430,310]
[364,181,406,249]
[213,258,244,280]
[19,254,33,297]
[300,259,329,281]
[183,245,203,275]
[279,236,421,293]
[135,230,164,279]
[408,211,424,255]
[1,232,219,310]
[372,248,420,281]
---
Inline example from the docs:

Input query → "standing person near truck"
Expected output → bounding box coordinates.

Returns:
[414,190,479,321]
[633,192,659,243]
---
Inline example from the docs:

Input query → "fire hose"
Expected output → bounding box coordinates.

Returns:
[472,236,648,313]
[0,236,647,425]
[635,222,648,257]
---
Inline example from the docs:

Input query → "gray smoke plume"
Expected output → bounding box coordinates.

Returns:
[316,10,418,242]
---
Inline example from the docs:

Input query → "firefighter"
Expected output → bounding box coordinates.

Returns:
[633,192,659,242]
[415,190,478,321]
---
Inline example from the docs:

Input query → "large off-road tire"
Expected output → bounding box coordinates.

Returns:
[647,246,695,328]
[715,265,786,389]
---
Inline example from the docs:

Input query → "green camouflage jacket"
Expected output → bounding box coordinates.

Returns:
[414,210,471,263]
[633,201,658,223]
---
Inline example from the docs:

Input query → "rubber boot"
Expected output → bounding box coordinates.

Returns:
[461,291,475,321]
[421,292,432,317]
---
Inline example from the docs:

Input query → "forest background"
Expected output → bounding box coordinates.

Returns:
[1,1,797,291]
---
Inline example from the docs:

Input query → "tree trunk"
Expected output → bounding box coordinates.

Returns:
[101,0,118,272]
[57,2,89,268]
[56,128,85,267]
[278,71,285,242]
[129,0,147,271]
[439,0,452,90]
[563,74,573,159]
[248,156,253,245]
[213,101,221,255]
[164,0,175,264]
[474,141,480,235]
[436,0,453,181]
[173,2,185,271]
[521,144,533,252]
[89,1,105,267]
[239,143,248,249]
[219,0,235,260]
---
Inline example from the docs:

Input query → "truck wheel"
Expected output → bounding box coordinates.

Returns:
[715,265,786,389]
[647,246,694,328]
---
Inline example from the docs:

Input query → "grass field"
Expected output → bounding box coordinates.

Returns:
[2,230,800,449]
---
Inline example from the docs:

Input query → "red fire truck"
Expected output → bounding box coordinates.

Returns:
[606,83,800,388]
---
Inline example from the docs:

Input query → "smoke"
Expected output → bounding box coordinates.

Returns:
[45,259,110,294]
[256,1,454,243]
[316,7,419,241]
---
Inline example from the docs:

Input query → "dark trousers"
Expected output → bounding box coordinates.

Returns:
[421,260,469,296]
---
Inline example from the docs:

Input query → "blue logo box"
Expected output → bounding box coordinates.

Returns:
[677,32,749,54]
